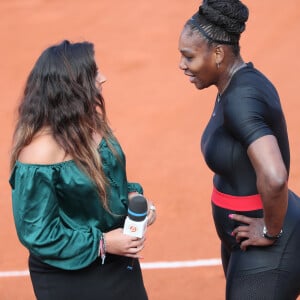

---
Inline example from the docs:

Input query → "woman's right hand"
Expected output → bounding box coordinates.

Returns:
[104,228,145,258]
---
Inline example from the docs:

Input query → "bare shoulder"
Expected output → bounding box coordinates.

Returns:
[18,133,72,164]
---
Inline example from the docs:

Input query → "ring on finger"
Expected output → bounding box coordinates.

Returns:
[149,204,156,212]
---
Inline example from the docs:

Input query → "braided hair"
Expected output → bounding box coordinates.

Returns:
[187,0,249,55]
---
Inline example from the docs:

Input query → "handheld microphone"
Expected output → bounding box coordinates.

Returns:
[123,194,148,270]
[123,194,148,238]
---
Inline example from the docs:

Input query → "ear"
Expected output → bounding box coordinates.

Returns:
[214,45,225,66]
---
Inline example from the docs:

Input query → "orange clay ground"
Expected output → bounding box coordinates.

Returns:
[1,0,300,299]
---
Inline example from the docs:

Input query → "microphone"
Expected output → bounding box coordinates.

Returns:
[123,194,148,238]
[123,194,148,271]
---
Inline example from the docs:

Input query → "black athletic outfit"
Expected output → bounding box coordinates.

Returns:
[201,63,300,299]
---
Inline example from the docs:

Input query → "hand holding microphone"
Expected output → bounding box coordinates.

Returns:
[123,194,148,238]
[103,194,155,269]
[123,194,149,270]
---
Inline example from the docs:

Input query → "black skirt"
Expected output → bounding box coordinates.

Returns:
[29,253,148,300]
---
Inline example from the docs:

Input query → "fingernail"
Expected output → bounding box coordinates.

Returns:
[228,214,233,219]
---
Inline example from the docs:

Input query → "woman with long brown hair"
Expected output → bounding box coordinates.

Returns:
[9,40,155,300]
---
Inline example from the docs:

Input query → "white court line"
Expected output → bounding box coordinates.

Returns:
[141,258,221,269]
[0,270,29,277]
[0,258,221,278]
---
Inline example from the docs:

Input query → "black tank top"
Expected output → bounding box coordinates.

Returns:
[201,63,290,196]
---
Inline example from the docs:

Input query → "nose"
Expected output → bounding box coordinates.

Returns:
[179,57,187,70]
[97,72,107,85]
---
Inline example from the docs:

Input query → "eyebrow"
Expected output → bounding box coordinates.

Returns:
[179,48,194,55]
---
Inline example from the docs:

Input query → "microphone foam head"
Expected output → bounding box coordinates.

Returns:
[128,195,148,221]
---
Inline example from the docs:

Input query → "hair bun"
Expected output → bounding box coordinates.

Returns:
[199,0,249,34]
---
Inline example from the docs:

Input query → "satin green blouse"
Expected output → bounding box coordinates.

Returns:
[9,138,143,270]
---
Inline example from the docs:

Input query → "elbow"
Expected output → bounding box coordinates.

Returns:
[260,170,288,195]
[269,176,288,194]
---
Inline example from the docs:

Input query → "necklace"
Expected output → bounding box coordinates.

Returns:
[217,62,247,102]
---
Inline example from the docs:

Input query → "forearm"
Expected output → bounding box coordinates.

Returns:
[258,178,288,235]
[248,135,289,236]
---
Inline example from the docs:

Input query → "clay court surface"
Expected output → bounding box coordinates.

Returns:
[1,0,300,299]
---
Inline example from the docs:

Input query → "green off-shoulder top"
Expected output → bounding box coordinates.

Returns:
[9,138,143,270]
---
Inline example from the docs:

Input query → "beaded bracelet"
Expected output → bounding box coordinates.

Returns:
[99,233,106,265]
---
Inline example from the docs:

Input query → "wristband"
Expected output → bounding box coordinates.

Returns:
[262,226,283,240]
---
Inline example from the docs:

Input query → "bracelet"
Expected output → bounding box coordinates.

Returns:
[262,226,283,240]
[99,233,106,265]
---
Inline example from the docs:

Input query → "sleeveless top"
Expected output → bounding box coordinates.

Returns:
[9,137,143,270]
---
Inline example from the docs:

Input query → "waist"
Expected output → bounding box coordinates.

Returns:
[29,252,128,272]
[211,187,263,211]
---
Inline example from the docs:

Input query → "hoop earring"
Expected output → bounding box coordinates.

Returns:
[216,63,220,69]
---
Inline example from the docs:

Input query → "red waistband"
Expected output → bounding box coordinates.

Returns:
[211,187,263,211]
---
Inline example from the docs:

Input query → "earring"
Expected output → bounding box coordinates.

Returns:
[216,63,220,69]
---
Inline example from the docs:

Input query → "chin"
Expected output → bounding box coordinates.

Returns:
[195,81,210,90]
[194,83,204,90]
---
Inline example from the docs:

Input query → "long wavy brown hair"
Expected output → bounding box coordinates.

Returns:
[11,40,114,210]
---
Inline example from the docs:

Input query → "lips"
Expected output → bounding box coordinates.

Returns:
[189,76,196,83]
[184,73,196,83]
[184,71,194,77]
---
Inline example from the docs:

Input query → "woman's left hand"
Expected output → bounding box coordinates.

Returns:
[230,214,275,251]
[147,201,156,226]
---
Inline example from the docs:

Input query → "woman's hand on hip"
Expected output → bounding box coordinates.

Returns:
[230,214,275,251]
